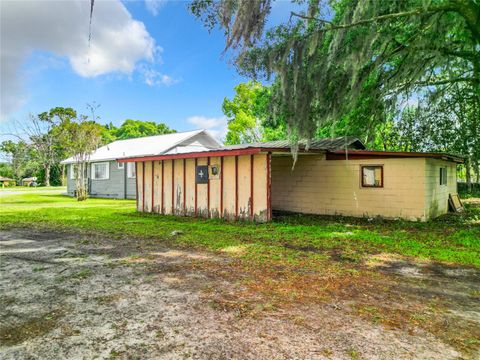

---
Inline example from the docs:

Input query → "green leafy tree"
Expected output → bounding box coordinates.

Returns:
[19,107,77,186]
[57,116,103,201]
[0,163,14,180]
[191,0,479,141]
[222,81,286,144]
[109,119,176,140]
[0,140,39,183]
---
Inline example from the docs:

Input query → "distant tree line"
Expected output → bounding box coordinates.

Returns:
[0,106,175,194]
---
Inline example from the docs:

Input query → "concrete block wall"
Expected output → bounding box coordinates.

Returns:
[271,154,436,221]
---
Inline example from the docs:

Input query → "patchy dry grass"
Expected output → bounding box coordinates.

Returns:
[1,189,479,357]
[0,190,478,267]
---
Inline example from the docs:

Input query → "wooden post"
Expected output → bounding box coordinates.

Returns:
[161,161,164,214]
[183,158,186,215]
[142,161,145,213]
[151,161,154,213]
[250,154,254,221]
[235,155,238,219]
[194,158,198,217]
[207,157,210,218]
[135,162,138,211]
[220,156,224,218]
[267,153,272,221]
[171,159,175,215]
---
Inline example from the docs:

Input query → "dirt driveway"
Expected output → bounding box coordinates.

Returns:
[1,229,478,359]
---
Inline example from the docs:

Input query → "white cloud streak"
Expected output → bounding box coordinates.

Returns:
[0,0,161,120]
[140,66,179,87]
[145,0,166,16]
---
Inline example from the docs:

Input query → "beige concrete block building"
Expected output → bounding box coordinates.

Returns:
[119,136,462,222]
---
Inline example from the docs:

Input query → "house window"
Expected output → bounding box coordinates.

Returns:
[91,162,109,180]
[118,162,124,170]
[70,164,76,180]
[127,162,136,178]
[439,167,447,185]
[361,165,383,188]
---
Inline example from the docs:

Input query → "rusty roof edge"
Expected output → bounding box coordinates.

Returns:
[327,149,465,163]
[117,146,328,162]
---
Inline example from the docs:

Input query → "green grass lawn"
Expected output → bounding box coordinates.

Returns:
[0,186,67,192]
[0,189,479,267]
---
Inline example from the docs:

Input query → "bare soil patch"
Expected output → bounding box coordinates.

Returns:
[1,229,478,359]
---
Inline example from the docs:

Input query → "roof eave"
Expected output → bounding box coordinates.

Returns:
[326,150,464,163]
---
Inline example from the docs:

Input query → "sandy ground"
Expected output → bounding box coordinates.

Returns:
[1,228,478,359]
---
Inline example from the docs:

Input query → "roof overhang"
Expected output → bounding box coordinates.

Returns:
[326,150,464,163]
[117,147,326,163]
[118,148,263,162]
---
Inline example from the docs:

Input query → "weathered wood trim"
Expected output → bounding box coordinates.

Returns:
[171,159,175,214]
[161,161,164,214]
[235,155,238,219]
[220,156,224,218]
[135,162,138,211]
[142,161,145,213]
[194,158,198,217]
[207,157,210,218]
[325,150,463,163]
[183,158,186,215]
[250,154,254,220]
[267,152,272,221]
[119,148,262,163]
[151,161,154,213]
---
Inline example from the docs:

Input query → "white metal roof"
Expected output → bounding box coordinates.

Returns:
[61,129,221,164]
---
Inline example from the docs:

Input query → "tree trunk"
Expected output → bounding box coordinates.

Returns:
[475,161,480,184]
[44,164,50,187]
[75,161,87,201]
[465,158,472,192]
[61,164,65,186]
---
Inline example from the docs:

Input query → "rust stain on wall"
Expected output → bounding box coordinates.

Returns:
[136,154,270,222]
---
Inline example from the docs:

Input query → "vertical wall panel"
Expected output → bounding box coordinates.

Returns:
[153,161,162,213]
[209,156,221,218]
[143,161,153,212]
[185,158,196,215]
[237,155,252,219]
[222,156,236,220]
[253,154,269,221]
[136,162,143,212]
[135,154,270,222]
[173,159,184,215]
[163,160,173,215]
[196,157,208,217]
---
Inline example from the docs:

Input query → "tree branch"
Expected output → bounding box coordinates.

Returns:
[291,4,457,31]
[414,77,476,87]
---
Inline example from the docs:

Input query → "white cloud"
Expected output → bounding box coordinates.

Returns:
[0,0,160,120]
[145,0,166,16]
[140,66,179,87]
[187,115,228,141]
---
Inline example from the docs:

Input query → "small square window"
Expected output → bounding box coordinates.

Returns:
[361,165,383,188]
[91,162,109,180]
[118,162,124,169]
[439,167,447,185]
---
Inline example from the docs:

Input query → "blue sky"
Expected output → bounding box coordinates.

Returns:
[1,0,298,140]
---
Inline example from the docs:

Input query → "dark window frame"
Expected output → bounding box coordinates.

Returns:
[439,167,447,186]
[361,165,384,188]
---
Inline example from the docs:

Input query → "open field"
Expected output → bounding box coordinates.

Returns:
[1,189,479,358]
